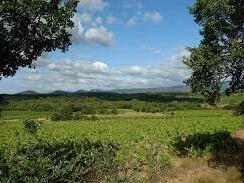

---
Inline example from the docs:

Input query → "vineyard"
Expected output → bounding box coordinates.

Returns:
[0,93,244,182]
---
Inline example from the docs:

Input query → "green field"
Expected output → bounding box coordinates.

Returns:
[0,93,244,182]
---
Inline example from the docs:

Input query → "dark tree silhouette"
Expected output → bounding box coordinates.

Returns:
[0,0,78,79]
[0,0,78,114]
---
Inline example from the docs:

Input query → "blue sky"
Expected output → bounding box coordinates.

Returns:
[0,0,201,94]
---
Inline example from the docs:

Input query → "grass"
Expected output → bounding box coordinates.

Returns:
[0,92,243,181]
[1,111,50,120]
[1,110,243,160]
[220,93,244,104]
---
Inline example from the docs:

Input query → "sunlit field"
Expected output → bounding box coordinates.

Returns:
[0,93,243,182]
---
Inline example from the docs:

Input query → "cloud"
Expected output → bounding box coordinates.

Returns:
[122,0,142,10]
[69,15,114,47]
[106,16,117,25]
[142,46,162,57]
[125,11,163,28]
[119,66,146,75]
[70,14,84,43]
[143,11,163,24]
[27,74,41,81]
[84,26,114,47]
[79,13,103,27]
[93,16,103,26]
[126,17,138,27]
[0,48,190,93]
[91,62,109,73]
[78,0,107,11]
[80,12,93,24]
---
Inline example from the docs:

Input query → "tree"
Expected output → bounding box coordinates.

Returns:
[0,96,7,117]
[184,0,244,105]
[0,0,78,115]
[0,0,78,79]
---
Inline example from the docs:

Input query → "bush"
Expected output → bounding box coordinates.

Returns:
[0,139,119,182]
[97,109,110,115]
[111,109,119,115]
[73,112,85,120]
[223,104,237,110]
[160,152,173,168]
[24,120,41,134]
[72,113,98,121]
[0,96,8,118]
[90,114,97,121]
[234,101,244,116]
[50,112,62,121]
[173,132,238,156]
[80,105,96,115]
[51,105,73,121]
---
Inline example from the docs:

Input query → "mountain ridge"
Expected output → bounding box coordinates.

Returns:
[15,85,190,95]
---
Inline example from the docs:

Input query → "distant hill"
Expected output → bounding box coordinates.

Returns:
[11,81,239,96]
[14,86,191,95]
[76,90,87,93]
[16,90,40,95]
[89,85,190,94]
[90,89,105,93]
[51,90,71,95]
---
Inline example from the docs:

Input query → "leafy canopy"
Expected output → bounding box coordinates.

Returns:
[0,0,78,79]
[184,0,244,105]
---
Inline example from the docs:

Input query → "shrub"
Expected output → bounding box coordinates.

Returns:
[24,120,41,134]
[0,139,119,182]
[97,109,110,115]
[111,109,119,115]
[234,101,244,116]
[0,96,8,118]
[90,114,97,121]
[160,152,173,168]
[173,132,239,156]
[73,112,85,120]
[50,112,62,121]
[72,113,97,121]
[97,109,119,115]
[80,105,96,115]
[223,104,237,110]
[51,105,73,121]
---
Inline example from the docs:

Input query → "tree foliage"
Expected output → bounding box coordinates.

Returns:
[184,0,244,105]
[0,96,7,117]
[0,0,78,79]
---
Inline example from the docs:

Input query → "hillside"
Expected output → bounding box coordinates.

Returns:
[14,85,190,95]
[16,90,40,95]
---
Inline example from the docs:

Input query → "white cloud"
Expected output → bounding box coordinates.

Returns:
[79,13,103,27]
[70,14,84,43]
[125,11,163,28]
[74,60,109,74]
[120,66,146,75]
[84,26,114,46]
[106,16,117,25]
[93,16,103,26]
[143,11,163,24]
[78,0,107,11]
[126,17,138,27]
[92,62,109,73]
[27,74,41,81]
[142,46,162,57]
[0,48,190,93]
[122,0,142,10]
[69,14,114,47]
[80,12,93,24]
